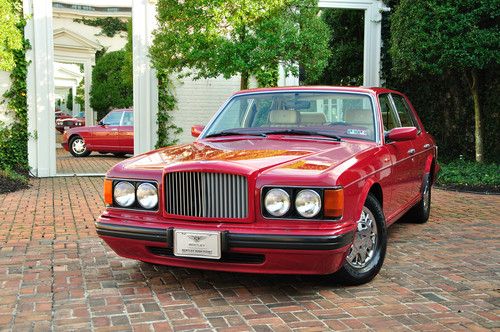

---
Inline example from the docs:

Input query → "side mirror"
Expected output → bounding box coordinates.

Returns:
[191,125,205,138]
[386,127,418,142]
[98,120,105,126]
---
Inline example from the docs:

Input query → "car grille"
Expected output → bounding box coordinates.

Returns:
[63,120,74,126]
[165,172,248,219]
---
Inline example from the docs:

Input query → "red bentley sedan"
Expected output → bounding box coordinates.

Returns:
[61,108,133,157]
[96,87,438,284]
[56,111,85,134]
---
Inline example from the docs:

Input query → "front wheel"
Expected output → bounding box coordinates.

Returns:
[334,193,387,285]
[69,136,91,157]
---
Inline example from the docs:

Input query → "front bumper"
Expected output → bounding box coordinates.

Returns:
[96,220,354,275]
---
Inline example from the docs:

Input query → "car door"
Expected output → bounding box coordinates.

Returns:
[379,94,417,218]
[118,110,134,154]
[391,93,430,194]
[92,110,123,152]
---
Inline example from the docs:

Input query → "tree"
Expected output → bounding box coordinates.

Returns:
[150,0,331,90]
[66,89,73,111]
[90,50,133,120]
[390,0,500,163]
[304,9,364,86]
[0,0,22,71]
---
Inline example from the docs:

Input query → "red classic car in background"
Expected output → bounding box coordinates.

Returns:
[96,87,438,285]
[61,108,133,157]
[55,110,71,120]
[56,111,86,134]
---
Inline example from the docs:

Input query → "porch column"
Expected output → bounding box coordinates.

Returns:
[83,61,94,124]
[24,0,56,177]
[132,0,159,155]
[72,84,77,116]
[363,1,390,86]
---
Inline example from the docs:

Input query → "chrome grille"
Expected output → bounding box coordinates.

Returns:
[165,172,248,219]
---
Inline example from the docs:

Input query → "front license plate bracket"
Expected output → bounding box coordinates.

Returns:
[173,229,221,259]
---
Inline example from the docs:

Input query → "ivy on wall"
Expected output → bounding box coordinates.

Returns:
[0,0,28,174]
[155,69,182,148]
[73,17,127,38]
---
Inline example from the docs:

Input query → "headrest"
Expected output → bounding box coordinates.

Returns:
[269,110,300,125]
[345,109,373,126]
[301,112,327,125]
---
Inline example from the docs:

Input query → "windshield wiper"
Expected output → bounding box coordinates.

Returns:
[205,130,267,138]
[263,129,342,142]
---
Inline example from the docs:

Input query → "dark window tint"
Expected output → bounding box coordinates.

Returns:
[379,94,398,131]
[392,95,416,128]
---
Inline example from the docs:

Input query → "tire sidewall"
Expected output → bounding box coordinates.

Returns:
[338,194,387,284]
[69,136,90,157]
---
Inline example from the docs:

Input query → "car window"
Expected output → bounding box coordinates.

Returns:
[379,94,399,131]
[121,112,134,126]
[102,111,123,126]
[205,92,377,141]
[391,94,417,128]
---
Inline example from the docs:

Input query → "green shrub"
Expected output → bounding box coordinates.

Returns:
[437,160,500,191]
[90,50,132,120]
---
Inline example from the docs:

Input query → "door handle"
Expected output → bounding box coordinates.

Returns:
[408,148,416,155]
[423,144,431,149]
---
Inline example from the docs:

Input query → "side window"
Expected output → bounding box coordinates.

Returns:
[379,94,399,131]
[102,111,122,126]
[121,112,133,126]
[391,94,417,128]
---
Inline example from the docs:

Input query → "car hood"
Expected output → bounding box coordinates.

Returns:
[110,137,374,178]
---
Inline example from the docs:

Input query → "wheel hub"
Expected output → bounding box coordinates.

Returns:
[346,207,378,269]
[72,139,86,154]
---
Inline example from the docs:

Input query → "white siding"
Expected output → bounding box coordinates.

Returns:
[172,76,242,143]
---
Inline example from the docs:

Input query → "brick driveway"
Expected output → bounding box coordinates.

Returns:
[0,178,498,331]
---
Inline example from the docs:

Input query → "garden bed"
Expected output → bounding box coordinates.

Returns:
[0,170,29,194]
[436,160,500,194]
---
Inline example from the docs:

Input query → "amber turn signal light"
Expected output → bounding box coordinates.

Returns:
[104,179,113,205]
[324,188,344,218]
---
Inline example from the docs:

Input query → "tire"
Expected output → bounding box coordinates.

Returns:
[406,173,432,223]
[334,193,387,285]
[69,136,91,157]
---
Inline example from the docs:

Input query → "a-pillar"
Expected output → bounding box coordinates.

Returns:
[132,0,159,155]
[84,61,95,124]
[24,0,56,177]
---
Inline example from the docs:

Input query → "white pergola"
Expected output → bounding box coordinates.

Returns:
[23,0,388,177]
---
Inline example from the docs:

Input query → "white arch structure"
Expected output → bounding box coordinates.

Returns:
[23,0,388,177]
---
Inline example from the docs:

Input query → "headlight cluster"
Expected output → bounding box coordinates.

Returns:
[111,180,158,210]
[262,187,343,220]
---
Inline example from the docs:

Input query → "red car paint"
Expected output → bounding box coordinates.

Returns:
[61,108,133,155]
[96,87,439,276]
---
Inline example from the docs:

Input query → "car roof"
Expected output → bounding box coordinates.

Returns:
[233,86,398,95]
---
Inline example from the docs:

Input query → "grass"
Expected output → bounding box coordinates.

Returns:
[437,160,500,193]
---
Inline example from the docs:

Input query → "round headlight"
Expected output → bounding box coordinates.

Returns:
[264,188,290,217]
[136,183,158,209]
[295,189,321,218]
[114,181,135,207]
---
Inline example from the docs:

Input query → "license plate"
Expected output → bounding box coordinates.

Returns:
[173,230,221,259]
[64,126,70,130]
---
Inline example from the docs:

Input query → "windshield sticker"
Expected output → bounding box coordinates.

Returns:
[346,128,368,136]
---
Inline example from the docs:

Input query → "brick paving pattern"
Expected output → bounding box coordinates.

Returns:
[56,148,127,175]
[0,178,498,331]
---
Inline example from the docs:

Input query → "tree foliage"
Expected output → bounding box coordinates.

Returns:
[304,8,364,86]
[74,17,127,38]
[0,0,22,71]
[90,50,133,120]
[390,0,500,163]
[151,0,331,89]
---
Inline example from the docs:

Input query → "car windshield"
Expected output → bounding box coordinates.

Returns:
[203,92,376,141]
